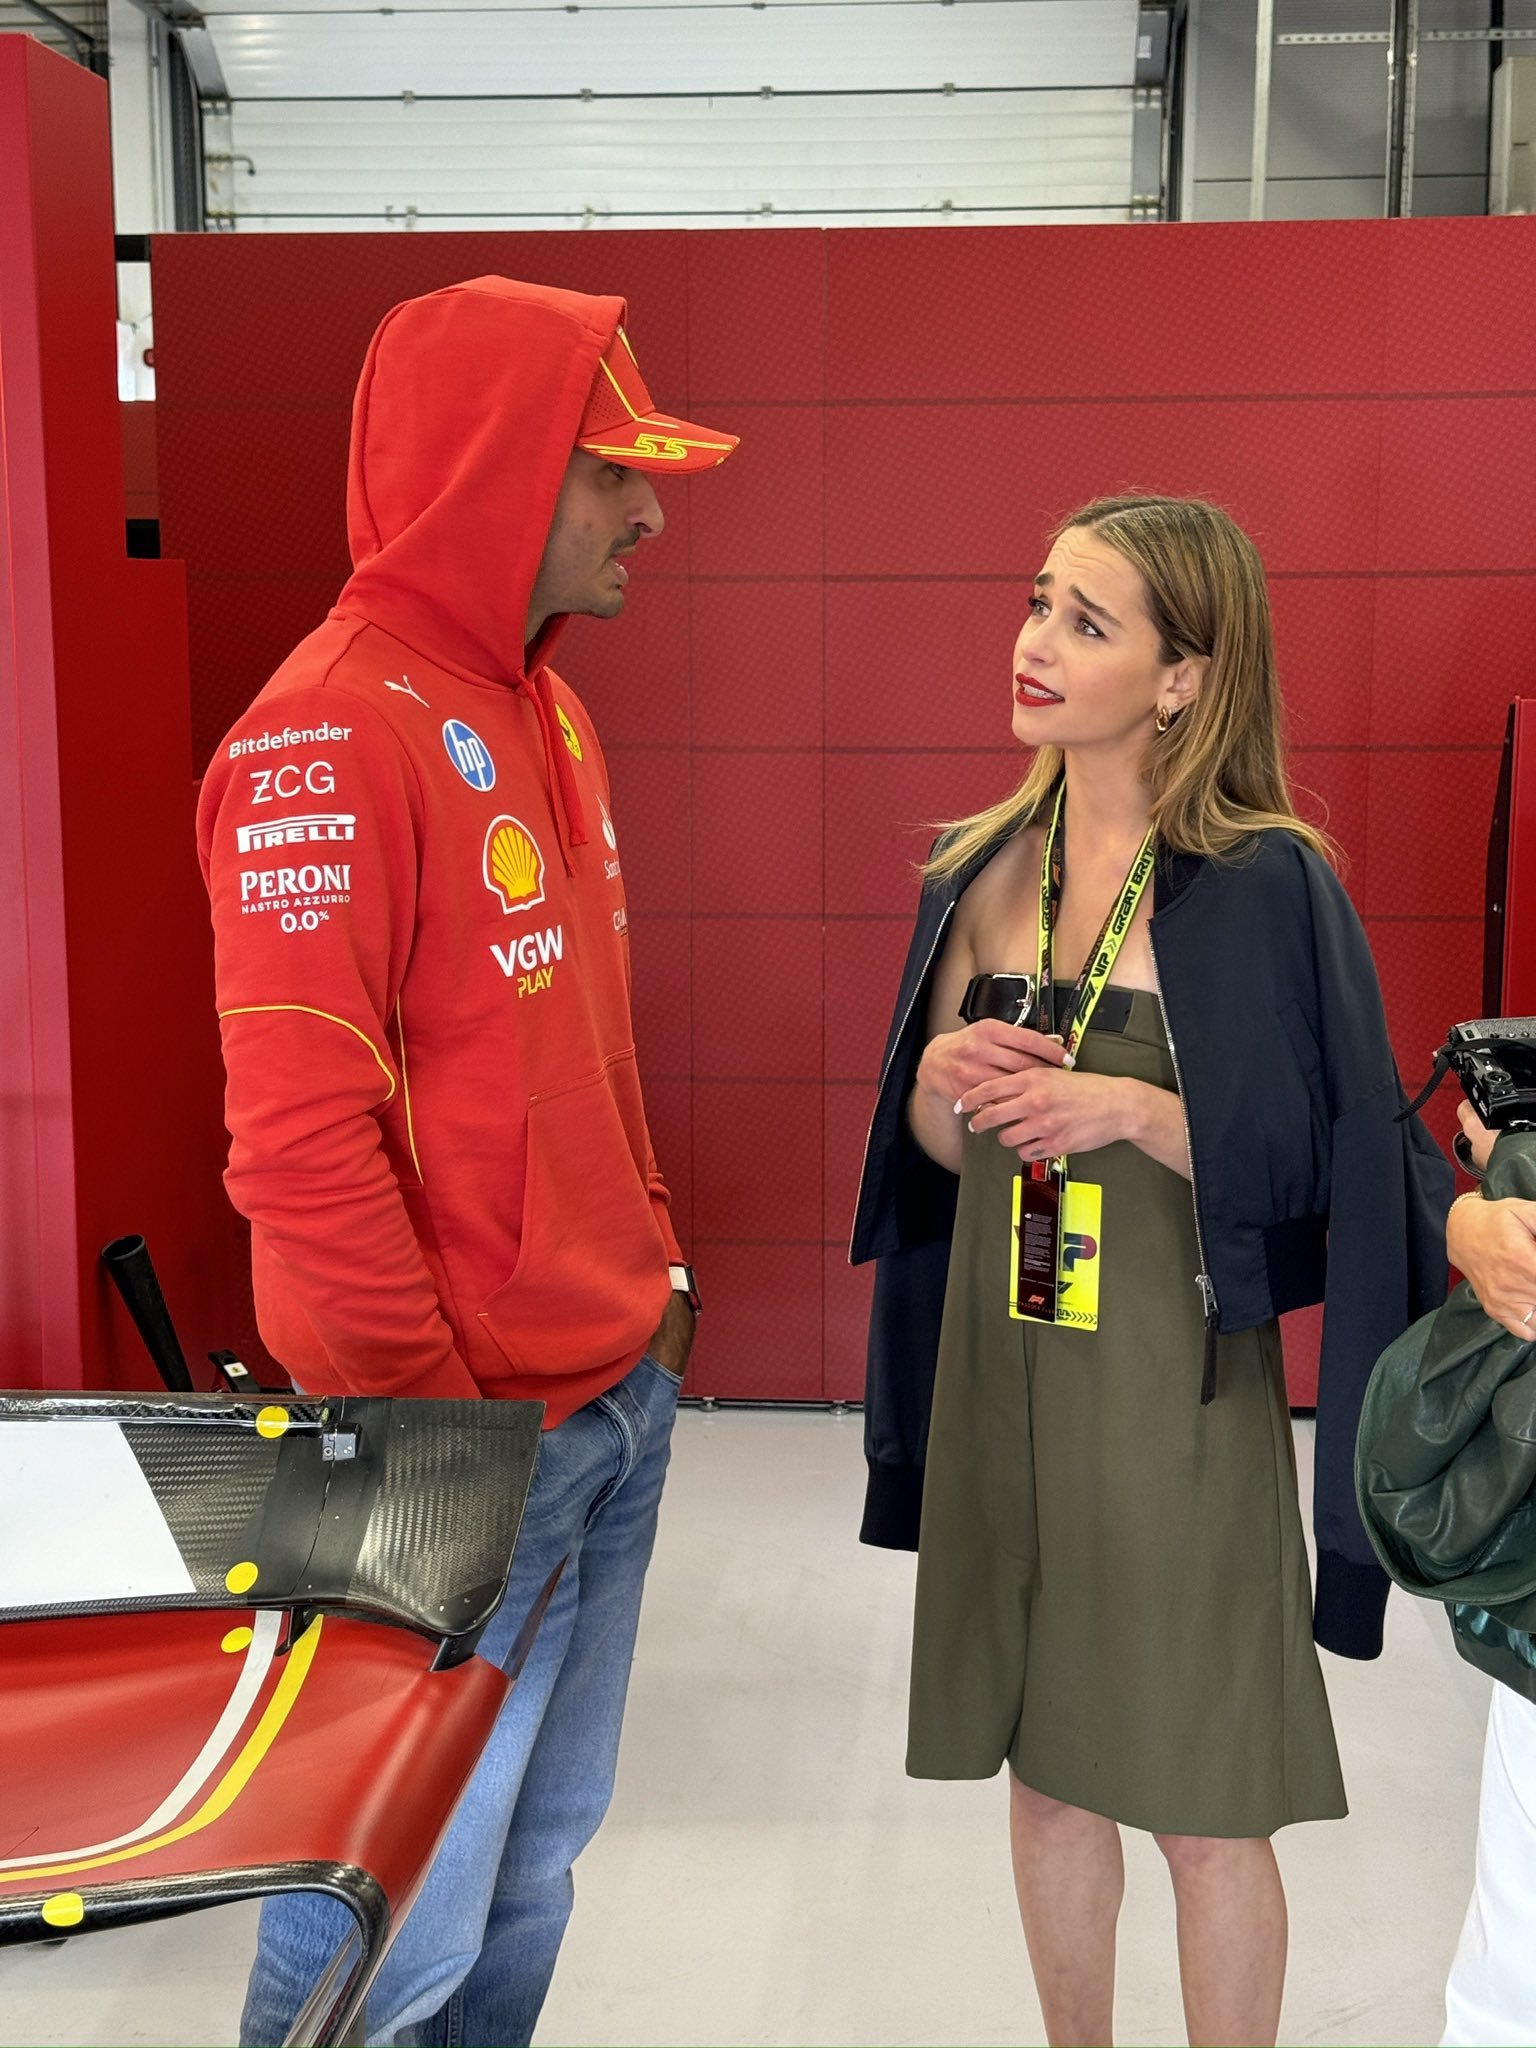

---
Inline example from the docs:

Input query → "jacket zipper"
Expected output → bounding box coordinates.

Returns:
[1149,928,1221,1404]
[848,901,958,1255]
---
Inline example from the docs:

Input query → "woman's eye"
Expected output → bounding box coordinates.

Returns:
[1028,595,1048,617]
[1076,615,1103,637]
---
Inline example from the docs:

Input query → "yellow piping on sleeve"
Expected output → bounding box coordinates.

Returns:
[393,999,423,1183]
[219,1004,397,1106]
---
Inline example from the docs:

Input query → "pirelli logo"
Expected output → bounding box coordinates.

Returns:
[235,813,356,854]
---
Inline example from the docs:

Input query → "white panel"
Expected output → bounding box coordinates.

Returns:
[206,0,1135,99]
[0,1421,197,1606]
[222,91,1133,226]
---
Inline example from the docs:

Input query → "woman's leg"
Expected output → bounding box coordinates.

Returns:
[1009,1772,1125,2046]
[1152,1832,1287,2048]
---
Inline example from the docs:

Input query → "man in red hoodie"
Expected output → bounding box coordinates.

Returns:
[197,277,736,2046]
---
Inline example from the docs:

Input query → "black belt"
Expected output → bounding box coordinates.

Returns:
[961,973,1135,1037]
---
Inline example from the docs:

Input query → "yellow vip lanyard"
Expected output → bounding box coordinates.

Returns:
[1010,784,1156,1331]
[1035,780,1157,1145]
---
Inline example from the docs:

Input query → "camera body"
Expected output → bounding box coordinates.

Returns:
[1441,1019,1536,1134]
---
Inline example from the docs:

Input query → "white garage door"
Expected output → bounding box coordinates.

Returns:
[200,0,1139,229]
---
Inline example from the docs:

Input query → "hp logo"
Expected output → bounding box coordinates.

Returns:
[442,719,496,792]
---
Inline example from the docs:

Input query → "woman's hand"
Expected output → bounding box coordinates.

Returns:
[909,1021,1068,1173]
[959,1066,1153,1163]
[1449,1192,1536,1340]
[1457,1101,1499,1174]
[916,1020,1068,1108]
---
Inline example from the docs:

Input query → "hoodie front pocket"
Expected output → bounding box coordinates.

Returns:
[478,1053,669,1378]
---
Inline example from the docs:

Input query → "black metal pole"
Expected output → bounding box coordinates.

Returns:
[14,0,98,68]
[1487,0,1506,215]
[1385,0,1416,216]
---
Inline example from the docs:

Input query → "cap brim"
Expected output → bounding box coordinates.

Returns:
[577,409,739,475]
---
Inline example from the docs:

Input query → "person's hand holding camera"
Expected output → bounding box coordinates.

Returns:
[1448,1103,1536,1340]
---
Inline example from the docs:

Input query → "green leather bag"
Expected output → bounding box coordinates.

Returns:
[1356,1133,1536,1706]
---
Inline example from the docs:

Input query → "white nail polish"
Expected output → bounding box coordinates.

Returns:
[953,1099,965,1114]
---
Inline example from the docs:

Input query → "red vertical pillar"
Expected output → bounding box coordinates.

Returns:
[0,38,233,1388]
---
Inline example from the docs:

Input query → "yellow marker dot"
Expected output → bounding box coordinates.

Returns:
[42,1894,84,1928]
[225,1560,259,1595]
[255,1406,290,1440]
[221,1626,254,1654]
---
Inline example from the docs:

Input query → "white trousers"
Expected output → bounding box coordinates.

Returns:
[1442,1680,1536,2047]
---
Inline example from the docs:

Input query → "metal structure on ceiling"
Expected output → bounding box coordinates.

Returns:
[1249,0,1536,217]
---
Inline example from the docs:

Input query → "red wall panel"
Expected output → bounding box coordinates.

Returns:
[825,222,1391,403]
[1370,576,1536,749]
[825,398,1386,579]
[688,231,825,405]
[628,913,693,1084]
[1376,400,1536,572]
[693,919,823,1082]
[1289,749,1370,874]
[604,747,692,916]
[823,921,913,1085]
[1363,751,1502,920]
[824,580,1022,753]
[823,1087,875,1265]
[823,750,1019,917]
[1267,580,1375,750]
[1382,219,1536,390]
[691,752,824,916]
[1,42,237,1388]
[154,217,1536,1405]
[691,581,824,750]
[564,584,693,748]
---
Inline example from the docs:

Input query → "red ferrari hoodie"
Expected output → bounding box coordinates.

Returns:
[197,277,681,1424]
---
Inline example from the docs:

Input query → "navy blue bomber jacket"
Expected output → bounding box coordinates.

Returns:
[850,825,1454,1662]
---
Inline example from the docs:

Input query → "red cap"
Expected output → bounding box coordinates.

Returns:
[576,327,738,474]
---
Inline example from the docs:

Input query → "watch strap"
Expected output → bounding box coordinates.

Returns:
[668,1263,702,1315]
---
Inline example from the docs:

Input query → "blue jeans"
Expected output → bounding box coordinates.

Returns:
[238,1354,681,2047]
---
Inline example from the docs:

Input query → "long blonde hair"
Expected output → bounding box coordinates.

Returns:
[925,494,1334,881]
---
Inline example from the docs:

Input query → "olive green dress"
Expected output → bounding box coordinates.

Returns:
[908,988,1347,1838]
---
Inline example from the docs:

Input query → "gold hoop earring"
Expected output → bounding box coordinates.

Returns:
[1155,704,1173,735]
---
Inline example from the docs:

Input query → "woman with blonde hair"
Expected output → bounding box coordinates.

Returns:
[851,495,1451,2045]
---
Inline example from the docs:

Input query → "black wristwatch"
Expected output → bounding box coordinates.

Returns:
[668,1263,702,1316]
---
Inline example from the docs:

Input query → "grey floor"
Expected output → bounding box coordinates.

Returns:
[0,1411,1488,2047]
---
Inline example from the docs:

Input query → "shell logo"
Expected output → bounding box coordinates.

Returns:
[483,815,547,916]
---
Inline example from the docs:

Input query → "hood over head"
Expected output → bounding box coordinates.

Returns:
[337,275,623,688]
